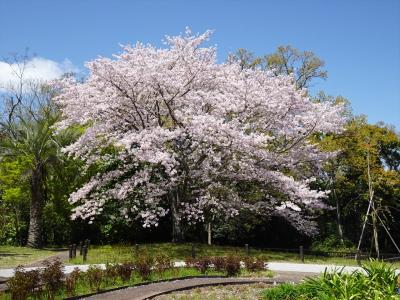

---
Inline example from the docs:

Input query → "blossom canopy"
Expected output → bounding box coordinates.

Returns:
[55,28,345,235]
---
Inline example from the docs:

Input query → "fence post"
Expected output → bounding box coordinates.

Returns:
[85,239,90,252]
[191,244,196,258]
[68,244,73,260]
[79,241,83,256]
[356,250,361,265]
[245,244,249,255]
[72,244,77,258]
[83,245,87,262]
[299,245,304,263]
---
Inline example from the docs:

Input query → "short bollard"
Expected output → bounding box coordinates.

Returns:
[68,245,73,260]
[79,241,83,256]
[356,250,361,265]
[72,244,77,258]
[299,245,304,263]
[245,244,249,255]
[191,244,196,258]
[83,246,87,262]
[135,244,139,252]
[84,239,90,253]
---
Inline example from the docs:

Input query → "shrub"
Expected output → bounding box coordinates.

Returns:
[86,265,103,292]
[104,263,119,284]
[184,257,196,268]
[116,262,134,282]
[65,268,81,297]
[155,253,173,275]
[264,260,399,300]
[135,253,154,281]
[195,257,211,274]
[224,256,241,276]
[41,259,64,300]
[243,256,265,272]
[263,282,310,300]
[210,256,225,272]
[7,266,41,300]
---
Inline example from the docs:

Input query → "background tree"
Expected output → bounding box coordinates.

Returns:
[0,55,79,247]
[228,45,327,89]
[317,117,400,253]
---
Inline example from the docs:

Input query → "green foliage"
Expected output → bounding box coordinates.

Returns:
[311,235,355,252]
[6,267,41,300]
[263,260,399,300]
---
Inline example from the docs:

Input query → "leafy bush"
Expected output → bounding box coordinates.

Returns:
[263,282,310,300]
[135,253,154,280]
[195,257,211,274]
[224,256,241,276]
[41,259,64,300]
[116,262,134,282]
[264,260,398,300]
[310,234,355,252]
[103,263,118,284]
[243,256,266,272]
[65,267,81,297]
[155,253,173,274]
[86,265,103,292]
[7,266,41,300]
[210,256,226,272]
[185,257,196,268]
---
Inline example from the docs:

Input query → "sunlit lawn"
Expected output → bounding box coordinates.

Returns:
[68,243,385,267]
[0,246,59,268]
[2,243,398,269]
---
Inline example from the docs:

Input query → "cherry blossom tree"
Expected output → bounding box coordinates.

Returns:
[54,29,345,241]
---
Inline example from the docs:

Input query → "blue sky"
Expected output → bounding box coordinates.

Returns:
[1,0,399,129]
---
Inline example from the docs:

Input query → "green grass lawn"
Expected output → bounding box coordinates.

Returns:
[68,243,375,267]
[0,246,59,268]
[2,243,398,269]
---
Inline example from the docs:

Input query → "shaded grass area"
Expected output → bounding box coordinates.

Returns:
[0,268,225,300]
[68,243,382,266]
[0,246,59,268]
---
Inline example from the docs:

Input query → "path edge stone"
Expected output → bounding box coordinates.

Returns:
[145,279,275,299]
[65,275,228,300]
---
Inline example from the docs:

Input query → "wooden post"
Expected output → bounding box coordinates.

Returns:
[299,245,304,263]
[207,222,212,245]
[83,245,87,262]
[245,244,249,255]
[79,241,83,256]
[85,239,90,252]
[191,244,196,258]
[72,244,77,258]
[68,245,73,260]
[356,249,361,265]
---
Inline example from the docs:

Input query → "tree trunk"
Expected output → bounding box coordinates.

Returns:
[333,188,344,245]
[372,210,380,258]
[27,163,45,248]
[171,191,184,243]
[207,222,212,245]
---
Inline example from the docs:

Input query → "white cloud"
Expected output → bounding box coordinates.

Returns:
[0,57,79,89]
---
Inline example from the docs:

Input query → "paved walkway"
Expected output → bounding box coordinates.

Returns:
[83,271,318,300]
[2,261,397,278]
[24,250,70,268]
[84,277,275,300]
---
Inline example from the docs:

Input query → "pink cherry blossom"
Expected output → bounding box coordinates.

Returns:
[54,29,345,235]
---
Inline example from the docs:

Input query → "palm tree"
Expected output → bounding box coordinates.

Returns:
[0,58,65,247]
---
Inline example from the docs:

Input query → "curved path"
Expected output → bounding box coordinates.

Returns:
[82,271,314,300]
